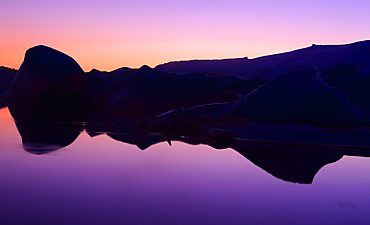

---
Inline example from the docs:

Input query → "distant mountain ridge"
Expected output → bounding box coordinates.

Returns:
[160,40,370,79]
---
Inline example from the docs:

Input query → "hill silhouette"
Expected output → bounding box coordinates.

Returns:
[160,40,370,79]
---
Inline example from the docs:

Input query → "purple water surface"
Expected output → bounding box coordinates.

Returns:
[1,107,370,224]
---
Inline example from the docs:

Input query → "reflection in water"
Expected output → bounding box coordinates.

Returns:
[15,119,82,154]
[233,146,342,184]
[8,102,85,154]
[7,103,367,184]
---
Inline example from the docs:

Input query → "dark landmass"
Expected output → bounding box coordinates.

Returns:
[0,67,17,108]
[0,66,18,75]
[160,40,370,79]
[1,41,370,184]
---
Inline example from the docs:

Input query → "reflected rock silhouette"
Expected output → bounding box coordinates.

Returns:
[108,132,171,150]
[15,118,83,154]
[8,110,352,183]
[85,113,172,150]
[232,146,342,184]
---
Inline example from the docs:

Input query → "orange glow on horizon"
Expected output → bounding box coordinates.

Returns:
[3,38,368,73]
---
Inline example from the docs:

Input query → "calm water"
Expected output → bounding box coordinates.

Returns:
[1,107,370,225]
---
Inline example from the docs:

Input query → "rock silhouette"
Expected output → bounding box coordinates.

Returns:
[324,75,370,113]
[6,45,84,101]
[141,68,370,138]
[2,42,370,183]
[104,65,240,121]
[0,68,11,80]
[6,45,94,121]
[227,68,370,128]
[0,68,14,108]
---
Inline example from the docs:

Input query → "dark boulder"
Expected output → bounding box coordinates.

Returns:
[0,68,14,97]
[141,68,370,139]
[94,67,136,108]
[324,74,370,113]
[227,68,370,128]
[321,64,359,78]
[0,66,17,75]
[0,68,11,79]
[105,65,239,121]
[138,103,233,135]
[6,45,84,101]
[6,45,94,121]
[223,76,270,97]
[85,69,109,95]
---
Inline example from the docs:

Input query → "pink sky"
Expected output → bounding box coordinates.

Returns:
[1,0,369,72]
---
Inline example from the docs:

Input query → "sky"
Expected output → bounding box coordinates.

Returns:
[1,0,369,72]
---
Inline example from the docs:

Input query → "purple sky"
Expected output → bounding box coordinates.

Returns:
[1,0,369,71]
